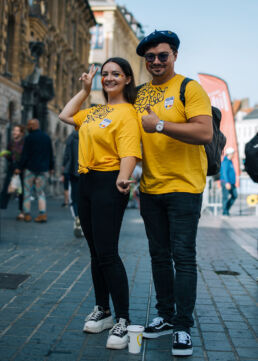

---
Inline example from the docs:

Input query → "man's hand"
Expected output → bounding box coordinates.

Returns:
[141,105,160,133]
[225,182,231,190]
[116,179,136,194]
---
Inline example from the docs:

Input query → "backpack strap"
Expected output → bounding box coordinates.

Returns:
[180,77,193,106]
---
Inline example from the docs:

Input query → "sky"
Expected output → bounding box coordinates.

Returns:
[116,0,258,107]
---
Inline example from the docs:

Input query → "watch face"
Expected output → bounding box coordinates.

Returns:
[157,124,163,131]
[156,121,164,132]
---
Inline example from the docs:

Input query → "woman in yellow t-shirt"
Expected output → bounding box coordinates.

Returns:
[59,57,141,350]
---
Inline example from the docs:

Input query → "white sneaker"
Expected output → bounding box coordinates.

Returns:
[106,318,129,349]
[83,306,114,333]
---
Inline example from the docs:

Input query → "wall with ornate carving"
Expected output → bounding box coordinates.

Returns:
[0,0,95,187]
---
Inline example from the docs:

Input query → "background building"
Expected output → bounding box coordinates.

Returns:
[89,0,150,105]
[0,0,95,188]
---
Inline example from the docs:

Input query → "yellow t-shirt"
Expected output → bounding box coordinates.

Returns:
[73,103,142,174]
[134,74,212,194]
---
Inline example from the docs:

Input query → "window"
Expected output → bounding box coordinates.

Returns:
[91,65,102,90]
[90,24,103,49]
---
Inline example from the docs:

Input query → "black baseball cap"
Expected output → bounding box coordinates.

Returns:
[136,30,180,56]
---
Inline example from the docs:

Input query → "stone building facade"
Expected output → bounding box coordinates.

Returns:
[0,0,95,188]
[89,0,150,105]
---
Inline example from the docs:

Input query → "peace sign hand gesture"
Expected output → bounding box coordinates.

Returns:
[79,64,98,94]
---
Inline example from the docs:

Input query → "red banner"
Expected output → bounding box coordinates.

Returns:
[198,73,240,184]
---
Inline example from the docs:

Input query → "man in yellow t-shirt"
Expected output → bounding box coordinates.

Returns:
[135,30,212,357]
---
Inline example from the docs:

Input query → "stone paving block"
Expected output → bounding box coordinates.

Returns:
[224,321,250,330]
[197,316,220,323]
[206,351,237,361]
[196,297,213,305]
[190,336,203,346]
[203,338,233,351]
[199,323,225,332]
[110,352,142,361]
[145,336,171,351]
[144,350,173,361]
[201,331,228,341]
[236,347,258,358]
[10,341,50,360]
[231,336,258,348]
[0,346,16,361]
[219,313,245,322]
[80,345,112,360]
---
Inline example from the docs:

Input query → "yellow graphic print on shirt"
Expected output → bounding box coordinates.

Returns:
[83,105,114,123]
[135,83,167,113]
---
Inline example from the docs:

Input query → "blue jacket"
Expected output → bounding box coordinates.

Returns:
[220,156,236,185]
[19,129,54,173]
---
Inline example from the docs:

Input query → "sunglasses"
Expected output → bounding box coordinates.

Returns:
[144,52,172,63]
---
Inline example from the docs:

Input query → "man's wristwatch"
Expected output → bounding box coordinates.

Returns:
[156,120,164,133]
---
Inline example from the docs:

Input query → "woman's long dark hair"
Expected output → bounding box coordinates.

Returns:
[101,57,137,105]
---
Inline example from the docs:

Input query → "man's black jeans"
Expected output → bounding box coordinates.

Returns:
[140,191,202,333]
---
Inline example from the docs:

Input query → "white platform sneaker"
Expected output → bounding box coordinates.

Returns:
[83,306,114,333]
[106,318,129,349]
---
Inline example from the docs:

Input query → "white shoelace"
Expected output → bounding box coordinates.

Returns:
[110,320,127,336]
[149,317,164,327]
[86,306,103,321]
[176,331,190,344]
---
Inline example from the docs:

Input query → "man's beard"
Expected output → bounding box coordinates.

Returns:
[149,65,166,77]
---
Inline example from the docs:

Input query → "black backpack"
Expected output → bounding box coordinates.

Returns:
[180,78,226,176]
[244,133,258,183]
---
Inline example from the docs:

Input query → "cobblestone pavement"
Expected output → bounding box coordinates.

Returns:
[0,198,257,361]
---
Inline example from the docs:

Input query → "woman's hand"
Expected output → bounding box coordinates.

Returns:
[79,64,98,94]
[116,179,136,194]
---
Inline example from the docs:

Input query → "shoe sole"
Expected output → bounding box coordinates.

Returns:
[106,340,128,350]
[143,329,173,338]
[172,348,193,356]
[83,319,114,333]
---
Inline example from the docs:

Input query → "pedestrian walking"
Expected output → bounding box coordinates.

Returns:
[0,124,25,220]
[62,130,83,237]
[220,147,237,216]
[15,118,54,223]
[135,30,213,356]
[59,58,141,349]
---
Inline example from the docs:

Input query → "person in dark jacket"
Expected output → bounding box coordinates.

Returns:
[0,124,25,219]
[15,118,54,222]
[62,130,83,237]
[220,147,237,216]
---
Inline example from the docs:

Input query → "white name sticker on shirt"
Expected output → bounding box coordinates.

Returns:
[164,96,174,109]
[99,118,112,128]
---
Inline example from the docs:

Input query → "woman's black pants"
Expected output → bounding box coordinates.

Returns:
[78,171,129,321]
